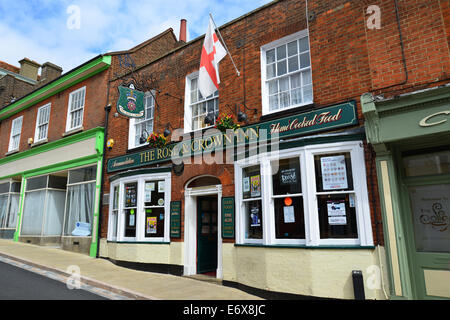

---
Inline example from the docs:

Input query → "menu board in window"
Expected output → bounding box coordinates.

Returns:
[320,155,348,190]
[125,183,137,207]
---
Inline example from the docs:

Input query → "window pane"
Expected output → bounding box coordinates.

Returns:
[274,197,305,239]
[403,150,450,177]
[243,166,261,199]
[110,211,118,238]
[288,56,299,72]
[21,190,46,235]
[144,180,165,207]
[317,194,358,239]
[303,85,313,103]
[300,53,310,68]
[124,182,138,208]
[6,194,19,228]
[279,77,289,92]
[0,194,8,228]
[48,175,67,189]
[124,208,136,237]
[26,176,48,191]
[0,183,9,194]
[272,158,301,195]
[279,91,290,109]
[302,69,312,85]
[314,153,354,192]
[63,183,95,236]
[291,88,302,105]
[144,207,164,237]
[276,45,286,60]
[113,186,119,210]
[245,200,263,239]
[68,166,97,184]
[268,80,278,95]
[266,49,276,64]
[287,41,298,56]
[277,60,287,76]
[269,94,279,111]
[43,190,65,236]
[266,63,275,79]
[299,37,309,52]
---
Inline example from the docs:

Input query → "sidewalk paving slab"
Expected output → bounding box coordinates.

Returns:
[0,239,262,300]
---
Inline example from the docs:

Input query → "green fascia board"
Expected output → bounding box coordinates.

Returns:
[0,127,104,179]
[109,166,172,182]
[0,55,111,121]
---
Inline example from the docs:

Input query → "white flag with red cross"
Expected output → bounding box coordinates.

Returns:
[198,17,227,98]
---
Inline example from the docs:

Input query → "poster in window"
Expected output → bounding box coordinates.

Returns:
[250,206,261,227]
[327,201,347,225]
[243,177,250,193]
[283,206,295,223]
[280,168,297,185]
[320,155,348,190]
[146,217,157,234]
[129,209,135,226]
[125,184,137,207]
[158,181,165,193]
[250,175,261,197]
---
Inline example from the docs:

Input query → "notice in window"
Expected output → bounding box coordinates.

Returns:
[280,168,297,185]
[243,177,250,193]
[158,181,165,193]
[146,216,157,234]
[321,155,348,190]
[250,206,261,227]
[250,175,261,197]
[327,201,347,225]
[283,206,295,223]
[129,209,135,226]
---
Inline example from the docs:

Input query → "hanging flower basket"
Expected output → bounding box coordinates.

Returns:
[146,132,167,149]
[214,113,240,133]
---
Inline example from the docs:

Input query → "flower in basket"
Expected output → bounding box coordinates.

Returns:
[214,113,240,132]
[146,132,167,148]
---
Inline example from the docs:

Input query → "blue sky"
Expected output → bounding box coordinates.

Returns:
[0,0,272,73]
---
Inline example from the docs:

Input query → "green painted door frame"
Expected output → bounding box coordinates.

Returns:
[4,127,105,258]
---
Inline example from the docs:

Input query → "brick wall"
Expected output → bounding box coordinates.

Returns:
[100,0,450,241]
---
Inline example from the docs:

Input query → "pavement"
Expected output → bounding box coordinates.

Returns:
[0,239,261,300]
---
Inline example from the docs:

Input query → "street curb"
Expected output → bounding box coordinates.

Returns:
[0,251,159,300]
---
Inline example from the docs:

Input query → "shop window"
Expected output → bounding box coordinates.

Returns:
[0,181,19,230]
[261,30,312,115]
[235,141,373,246]
[242,166,263,240]
[108,173,171,242]
[66,87,86,132]
[271,158,305,239]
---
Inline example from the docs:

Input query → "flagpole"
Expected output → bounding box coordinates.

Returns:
[209,13,240,77]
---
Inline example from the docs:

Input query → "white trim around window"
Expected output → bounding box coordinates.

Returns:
[260,29,313,116]
[107,172,171,243]
[34,103,51,143]
[65,86,86,132]
[234,140,374,247]
[8,116,23,152]
[128,91,155,150]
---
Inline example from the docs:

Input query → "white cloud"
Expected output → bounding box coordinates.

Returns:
[0,0,272,72]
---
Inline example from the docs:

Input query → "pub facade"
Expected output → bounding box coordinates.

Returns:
[98,0,450,299]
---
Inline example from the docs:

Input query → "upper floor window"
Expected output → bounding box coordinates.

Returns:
[184,73,219,133]
[66,87,86,131]
[34,103,51,142]
[128,92,155,149]
[261,30,312,115]
[8,116,23,152]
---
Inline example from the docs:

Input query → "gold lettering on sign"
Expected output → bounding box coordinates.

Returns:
[419,111,450,127]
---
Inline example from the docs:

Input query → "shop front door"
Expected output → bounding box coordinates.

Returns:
[197,196,218,274]
[402,149,450,299]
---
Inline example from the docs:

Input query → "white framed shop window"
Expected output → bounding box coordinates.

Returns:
[128,92,155,150]
[260,30,313,116]
[234,140,373,247]
[108,172,171,243]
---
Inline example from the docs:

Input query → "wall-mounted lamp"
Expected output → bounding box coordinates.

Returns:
[163,122,176,137]
[106,139,114,150]
[28,137,33,145]
[139,129,150,144]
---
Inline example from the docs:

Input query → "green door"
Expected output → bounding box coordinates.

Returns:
[401,148,450,299]
[197,196,218,274]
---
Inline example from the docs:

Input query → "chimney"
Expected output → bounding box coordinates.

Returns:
[179,19,187,42]
[19,58,41,81]
[40,62,63,84]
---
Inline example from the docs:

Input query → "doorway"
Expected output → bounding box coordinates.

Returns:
[197,196,218,275]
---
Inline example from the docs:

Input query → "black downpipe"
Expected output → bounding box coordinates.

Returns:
[369,144,380,246]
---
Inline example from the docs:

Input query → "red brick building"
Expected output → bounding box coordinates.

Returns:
[98,0,450,299]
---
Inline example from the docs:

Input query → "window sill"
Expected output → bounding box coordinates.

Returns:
[5,149,19,156]
[234,243,375,249]
[107,240,170,244]
[31,139,48,148]
[62,126,84,137]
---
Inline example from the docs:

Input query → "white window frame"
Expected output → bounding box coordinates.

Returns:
[128,91,155,150]
[65,86,86,132]
[34,103,51,143]
[183,71,219,133]
[107,172,171,243]
[235,140,373,247]
[8,116,23,152]
[260,29,313,116]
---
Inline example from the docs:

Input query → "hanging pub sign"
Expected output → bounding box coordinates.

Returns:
[116,83,145,118]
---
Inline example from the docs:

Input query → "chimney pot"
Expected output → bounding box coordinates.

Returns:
[179,19,187,42]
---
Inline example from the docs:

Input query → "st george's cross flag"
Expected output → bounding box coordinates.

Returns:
[198,17,227,98]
